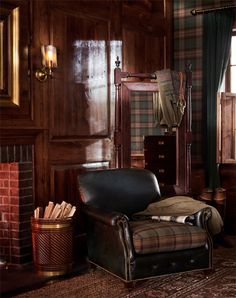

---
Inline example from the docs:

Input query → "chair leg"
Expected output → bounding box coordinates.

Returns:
[89,262,97,272]
[125,281,136,289]
[204,268,215,278]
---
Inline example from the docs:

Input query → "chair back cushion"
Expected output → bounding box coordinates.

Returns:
[78,168,161,216]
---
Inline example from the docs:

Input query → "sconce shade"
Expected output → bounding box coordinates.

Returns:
[36,45,58,82]
[41,45,57,68]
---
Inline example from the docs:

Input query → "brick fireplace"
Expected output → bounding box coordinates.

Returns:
[0,145,34,266]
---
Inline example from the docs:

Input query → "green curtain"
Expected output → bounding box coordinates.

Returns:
[203,10,234,189]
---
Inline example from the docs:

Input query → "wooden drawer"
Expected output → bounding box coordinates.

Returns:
[144,135,176,151]
[144,151,176,163]
[144,135,176,186]
[145,164,176,185]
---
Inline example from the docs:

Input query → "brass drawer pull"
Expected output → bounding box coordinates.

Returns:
[158,154,165,159]
[158,141,165,145]
[158,169,165,173]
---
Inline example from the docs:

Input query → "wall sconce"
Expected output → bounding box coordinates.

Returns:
[35,45,57,82]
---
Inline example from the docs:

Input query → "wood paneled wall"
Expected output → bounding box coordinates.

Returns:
[0,0,172,207]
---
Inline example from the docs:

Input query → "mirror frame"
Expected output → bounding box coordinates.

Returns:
[114,63,192,195]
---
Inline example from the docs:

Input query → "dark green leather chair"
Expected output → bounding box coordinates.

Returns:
[78,168,212,284]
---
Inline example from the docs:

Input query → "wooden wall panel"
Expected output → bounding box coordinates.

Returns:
[1,0,172,205]
[50,8,111,138]
[123,29,166,73]
[122,0,172,73]
[45,1,116,202]
[49,139,111,164]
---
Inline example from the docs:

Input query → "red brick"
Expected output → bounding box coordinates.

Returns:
[9,171,19,180]
[3,230,11,237]
[11,230,19,239]
[0,205,10,213]
[10,188,19,196]
[11,238,19,247]
[0,229,11,238]
[0,222,10,229]
[2,213,10,221]
[0,246,10,256]
[10,197,20,205]
[2,196,10,204]
[10,180,19,188]
[1,164,10,171]
[10,246,21,255]
[0,188,9,196]
[9,213,19,222]
[4,180,9,187]
[10,163,19,171]
[10,205,19,214]
[0,160,34,265]
[0,238,10,246]
[0,172,9,179]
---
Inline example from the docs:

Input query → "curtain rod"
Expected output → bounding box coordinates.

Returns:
[191,4,236,16]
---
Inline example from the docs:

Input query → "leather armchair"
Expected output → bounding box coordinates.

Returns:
[78,168,212,283]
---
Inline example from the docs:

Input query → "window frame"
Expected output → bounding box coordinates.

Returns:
[225,24,236,92]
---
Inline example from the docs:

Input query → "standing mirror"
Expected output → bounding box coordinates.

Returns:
[114,58,192,195]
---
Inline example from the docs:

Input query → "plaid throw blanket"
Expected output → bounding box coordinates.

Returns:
[153,69,186,128]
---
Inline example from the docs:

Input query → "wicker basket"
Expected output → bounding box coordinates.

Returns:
[31,217,73,277]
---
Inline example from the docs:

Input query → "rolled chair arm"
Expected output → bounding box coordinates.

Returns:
[82,204,136,263]
[82,204,129,226]
[188,207,212,231]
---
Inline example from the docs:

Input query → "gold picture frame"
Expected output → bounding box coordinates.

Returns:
[0,5,19,107]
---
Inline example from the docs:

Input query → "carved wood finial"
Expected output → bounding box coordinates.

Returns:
[115,56,121,68]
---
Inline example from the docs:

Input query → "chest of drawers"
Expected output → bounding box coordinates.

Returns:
[144,135,176,187]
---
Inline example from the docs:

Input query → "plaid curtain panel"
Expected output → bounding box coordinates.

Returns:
[174,0,231,164]
[130,91,162,155]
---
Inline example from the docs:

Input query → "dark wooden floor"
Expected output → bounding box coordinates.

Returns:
[0,259,89,298]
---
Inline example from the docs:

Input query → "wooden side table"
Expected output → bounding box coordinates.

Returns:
[197,187,226,221]
[197,187,233,247]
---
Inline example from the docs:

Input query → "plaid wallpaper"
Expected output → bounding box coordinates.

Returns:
[130,0,235,161]
[173,0,236,165]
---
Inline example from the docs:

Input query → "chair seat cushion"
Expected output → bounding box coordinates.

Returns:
[130,220,207,254]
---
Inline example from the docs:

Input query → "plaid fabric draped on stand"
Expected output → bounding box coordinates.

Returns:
[153,69,186,129]
[130,91,161,154]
